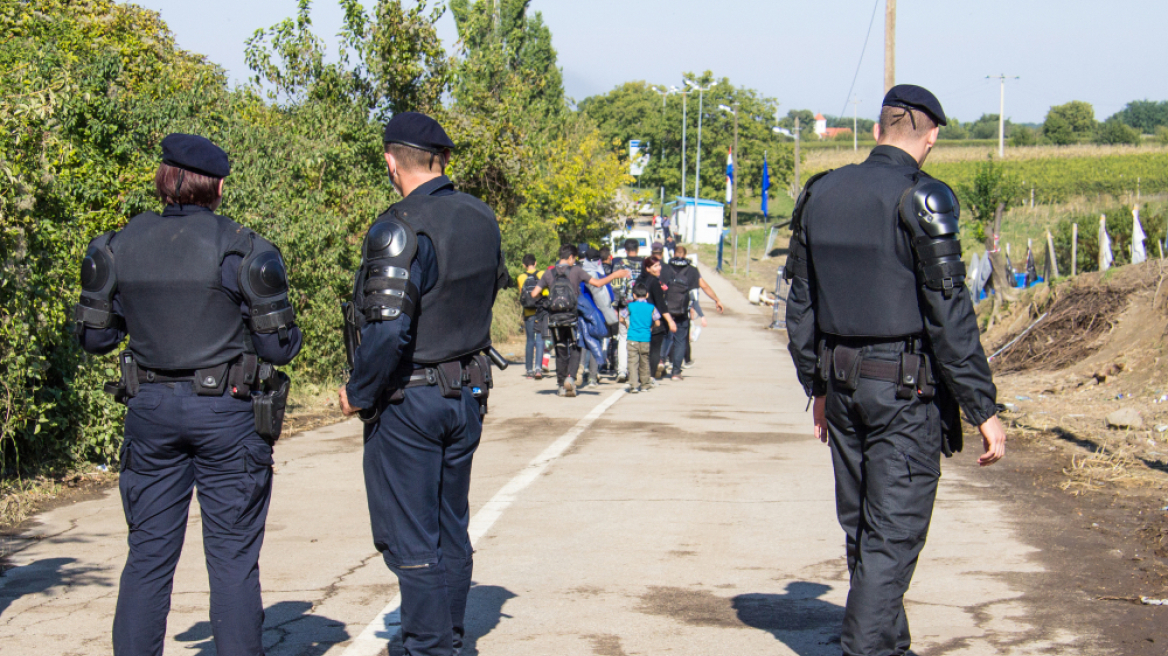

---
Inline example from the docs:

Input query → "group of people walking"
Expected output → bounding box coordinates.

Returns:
[72,84,1009,656]
[520,237,723,397]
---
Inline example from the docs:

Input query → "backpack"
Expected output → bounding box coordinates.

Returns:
[663,263,691,315]
[519,273,542,309]
[547,265,579,324]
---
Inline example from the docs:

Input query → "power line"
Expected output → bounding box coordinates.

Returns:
[839,0,882,120]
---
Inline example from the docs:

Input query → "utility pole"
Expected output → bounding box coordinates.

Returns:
[988,74,1019,158]
[851,98,861,152]
[673,85,688,217]
[794,117,801,194]
[884,0,896,93]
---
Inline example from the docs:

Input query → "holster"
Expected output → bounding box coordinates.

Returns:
[103,350,140,405]
[466,353,493,416]
[831,345,862,392]
[253,369,291,443]
[435,361,464,399]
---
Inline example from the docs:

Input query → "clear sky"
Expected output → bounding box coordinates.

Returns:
[127,0,1165,124]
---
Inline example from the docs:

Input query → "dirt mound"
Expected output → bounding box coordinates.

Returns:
[990,289,1133,373]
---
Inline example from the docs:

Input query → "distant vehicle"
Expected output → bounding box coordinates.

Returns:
[637,202,655,216]
[609,229,652,258]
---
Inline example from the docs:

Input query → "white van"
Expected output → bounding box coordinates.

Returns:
[609,230,653,258]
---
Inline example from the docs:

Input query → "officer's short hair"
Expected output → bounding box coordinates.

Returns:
[154,162,221,207]
[558,244,578,260]
[385,142,448,173]
[878,106,937,141]
[624,238,639,254]
[523,254,536,267]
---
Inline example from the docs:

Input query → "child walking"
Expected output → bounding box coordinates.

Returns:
[621,284,660,393]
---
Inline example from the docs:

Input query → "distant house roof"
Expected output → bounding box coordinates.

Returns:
[824,127,853,138]
[814,113,826,121]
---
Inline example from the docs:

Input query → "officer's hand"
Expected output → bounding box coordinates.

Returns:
[338,386,361,417]
[813,396,828,444]
[700,317,708,327]
[977,415,1007,466]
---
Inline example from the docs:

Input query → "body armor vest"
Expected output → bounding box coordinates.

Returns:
[391,190,502,364]
[804,158,925,337]
[114,211,252,369]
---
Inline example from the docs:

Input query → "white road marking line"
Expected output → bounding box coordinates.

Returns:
[340,390,625,656]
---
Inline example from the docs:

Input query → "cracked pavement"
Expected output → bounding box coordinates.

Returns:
[0,263,1095,655]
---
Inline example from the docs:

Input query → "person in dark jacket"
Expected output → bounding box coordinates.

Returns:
[75,133,302,656]
[784,85,1007,656]
[634,255,677,381]
[338,112,509,656]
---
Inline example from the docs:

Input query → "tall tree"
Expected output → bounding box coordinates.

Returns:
[1043,101,1096,145]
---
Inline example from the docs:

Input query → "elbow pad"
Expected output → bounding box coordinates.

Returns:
[900,179,966,293]
[359,216,420,322]
[240,235,296,340]
[74,232,119,332]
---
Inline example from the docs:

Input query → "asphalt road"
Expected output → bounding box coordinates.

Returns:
[0,262,1091,655]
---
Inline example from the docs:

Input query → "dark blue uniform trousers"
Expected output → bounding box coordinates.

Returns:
[114,382,274,656]
[363,385,482,656]
[825,343,943,656]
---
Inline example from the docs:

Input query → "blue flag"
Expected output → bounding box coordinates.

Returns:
[761,155,771,218]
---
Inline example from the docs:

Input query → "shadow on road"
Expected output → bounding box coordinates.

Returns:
[175,600,349,656]
[0,557,113,618]
[733,581,844,656]
[460,582,517,655]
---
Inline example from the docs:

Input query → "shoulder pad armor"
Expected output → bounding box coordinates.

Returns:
[898,178,966,296]
[239,234,296,340]
[901,178,960,238]
[358,215,420,322]
[73,231,120,332]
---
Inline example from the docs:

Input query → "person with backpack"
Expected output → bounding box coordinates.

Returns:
[634,255,678,382]
[516,254,547,379]
[660,245,723,379]
[529,244,629,396]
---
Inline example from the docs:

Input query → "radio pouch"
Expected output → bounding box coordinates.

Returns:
[816,340,832,385]
[253,369,291,443]
[897,353,922,400]
[435,361,464,399]
[831,345,862,392]
[229,354,260,399]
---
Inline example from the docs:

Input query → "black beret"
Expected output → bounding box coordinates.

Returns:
[383,112,455,152]
[882,84,948,127]
[160,133,231,178]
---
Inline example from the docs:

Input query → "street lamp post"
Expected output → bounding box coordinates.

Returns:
[685,79,713,246]
[719,103,740,273]
[652,86,675,216]
[672,85,687,221]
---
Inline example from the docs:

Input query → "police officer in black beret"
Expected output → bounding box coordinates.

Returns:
[338,112,506,656]
[785,85,1007,656]
[75,133,302,656]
